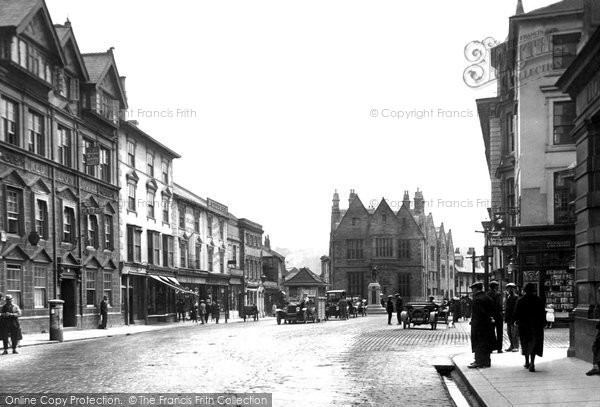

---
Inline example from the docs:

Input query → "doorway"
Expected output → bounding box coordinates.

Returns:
[60,278,77,327]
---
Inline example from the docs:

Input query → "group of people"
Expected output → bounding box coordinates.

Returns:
[469,280,546,372]
[0,293,22,355]
[385,293,404,325]
[176,298,221,324]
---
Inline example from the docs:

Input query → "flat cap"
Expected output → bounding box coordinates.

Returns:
[470,281,483,289]
[489,280,499,286]
[506,283,516,288]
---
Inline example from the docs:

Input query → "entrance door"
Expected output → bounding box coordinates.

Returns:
[60,278,77,327]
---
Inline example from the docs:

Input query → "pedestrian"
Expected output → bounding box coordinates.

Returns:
[338,296,348,320]
[190,302,198,324]
[504,283,519,352]
[514,282,546,372]
[395,294,403,325]
[212,301,220,324]
[468,282,496,369]
[386,295,394,325]
[586,285,600,376]
[1,295,22,354]
[272,304,277,317]
[199,300,207,324]
[487,281,504,353]
[99,295,108,329]
[176,298,185,322]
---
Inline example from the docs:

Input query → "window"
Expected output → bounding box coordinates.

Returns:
[351,217,358,226]
[208,246,214,272]
[554,170,576,224]
[382,214,387,223]
[35,199,48,239]
[207,214,213,236]
[231,245,237,267]
[103,272,112,305]
[180,239,188,268]
[147,152,154,176]
[346,239,364,259]
[430,246,435,261]
[99,146,110,182]
[83,139,95,176]
[506,178,515,227]
[194,212,200,233]
[63,207,75,242]
[178,205,185,228]
[86,270,96,306]
[161,161,168,183]
[553,101,576,145]
[375,237,393,257]
[127,183,136,211]
[195,245,202,269]
[7,264,22,307]
[348,272,365,298]
[505,113,514,153]
[127,225,142,262]
[162,196,169,223]
[147,190,155,218]
[87,215,98,248]
[16,39,53,83]
[399,240,411,259]
[27,111,45,156]
[219,219,224,240]
[553,33,580,70]
[57,126,72,167]
[6,187,22,234]
[127,141,135,167]
[162,235,174,267]
[1,97,18,145]
[219,250,225,273]
[105,215,113,250]
[148,231,161,265]
[441,265,446,279]
[398,273,410,297]
[34,266,47,308]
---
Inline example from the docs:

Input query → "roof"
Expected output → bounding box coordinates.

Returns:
[0,0,39,27]
[173,183,207,208]
[512,0,583,20]
[82,52,112,83]
[120,120,181,159]
[283,267,327,287]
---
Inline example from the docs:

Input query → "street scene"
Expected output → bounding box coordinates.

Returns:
[2,0,600,406]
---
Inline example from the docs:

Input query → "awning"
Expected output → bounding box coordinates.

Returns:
[149,275,197,296]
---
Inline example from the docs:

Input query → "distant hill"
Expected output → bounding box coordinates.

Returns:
[274,247,325,275]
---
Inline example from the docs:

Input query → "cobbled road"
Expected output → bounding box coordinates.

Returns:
[0,316,568,407]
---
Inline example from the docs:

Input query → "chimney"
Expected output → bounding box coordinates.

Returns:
[264,235,271,249]
[64,18,71,28]
[119,76,127,99]
[414,188,424,215]
[331,190,341,230]
[348,189,357,206]
[403,190,410,209]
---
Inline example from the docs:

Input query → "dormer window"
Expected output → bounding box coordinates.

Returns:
[14,38,53,84]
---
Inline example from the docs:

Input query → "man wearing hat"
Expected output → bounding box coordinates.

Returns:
[0,295,22,354]
[468,282,496,368]
[395,294,403,325]
[386,295,394,325]
[487,281,504,353]
[504,283,519,352]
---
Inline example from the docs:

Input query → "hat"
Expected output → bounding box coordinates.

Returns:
[387,295,393,298]
[506,283,516,288]
[394,293,400,297]
[5,294,13,301]
[470,282,483,289]
[489,280,499,287]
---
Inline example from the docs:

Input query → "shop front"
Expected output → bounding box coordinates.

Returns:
[514,225,575,322]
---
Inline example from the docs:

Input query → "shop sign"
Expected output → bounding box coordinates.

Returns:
[523,270,540,281]
[490,236,516,247]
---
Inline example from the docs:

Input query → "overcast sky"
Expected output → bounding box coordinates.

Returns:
[46,0,560,258]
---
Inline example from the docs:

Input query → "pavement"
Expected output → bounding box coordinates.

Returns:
[451,321,600,407]
[14,317,600,407]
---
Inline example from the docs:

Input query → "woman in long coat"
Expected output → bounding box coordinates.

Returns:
[514,282,546,372]
[469,282,496,368]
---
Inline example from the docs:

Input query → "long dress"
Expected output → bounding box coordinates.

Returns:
[514,293,546,357]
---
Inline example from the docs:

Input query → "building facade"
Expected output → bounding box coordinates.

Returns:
[238,218,264,313]
[0,0,123,332]
[329,190,456,302]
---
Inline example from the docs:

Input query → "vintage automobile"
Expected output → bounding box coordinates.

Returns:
[400,303,439,330]
[325,290,347,320]
[276,302,317,324]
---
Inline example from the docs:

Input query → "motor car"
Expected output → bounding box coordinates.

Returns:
[276,302,317,324]
[400,303,439,330]
[325,290,347,320]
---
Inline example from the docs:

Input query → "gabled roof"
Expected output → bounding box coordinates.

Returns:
[31,247,52,263]
[517,0,583,18]
[1,244,29,261]
[54,22,89,81]
[82,49,127,108]
[283,267,326,287]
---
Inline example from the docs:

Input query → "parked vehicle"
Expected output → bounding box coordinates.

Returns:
[400,303,439,330]
[242,305,259,322]
[325,290,347,320]
[276,302,317,324]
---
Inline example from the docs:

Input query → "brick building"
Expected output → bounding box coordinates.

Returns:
[0,0,123,331]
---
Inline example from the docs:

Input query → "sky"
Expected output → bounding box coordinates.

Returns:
[45,0,563,261]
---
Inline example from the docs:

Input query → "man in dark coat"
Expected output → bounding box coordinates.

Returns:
[395,294,403,325]
[487,281,504,353]
[514,282,546,372]
[468,282,496,368]
[504,283,519,352]
[386,296,394,325]
[99,296,109,329]
[212,301,220,324]
[1,295,22,354]
[586,285,600,376]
